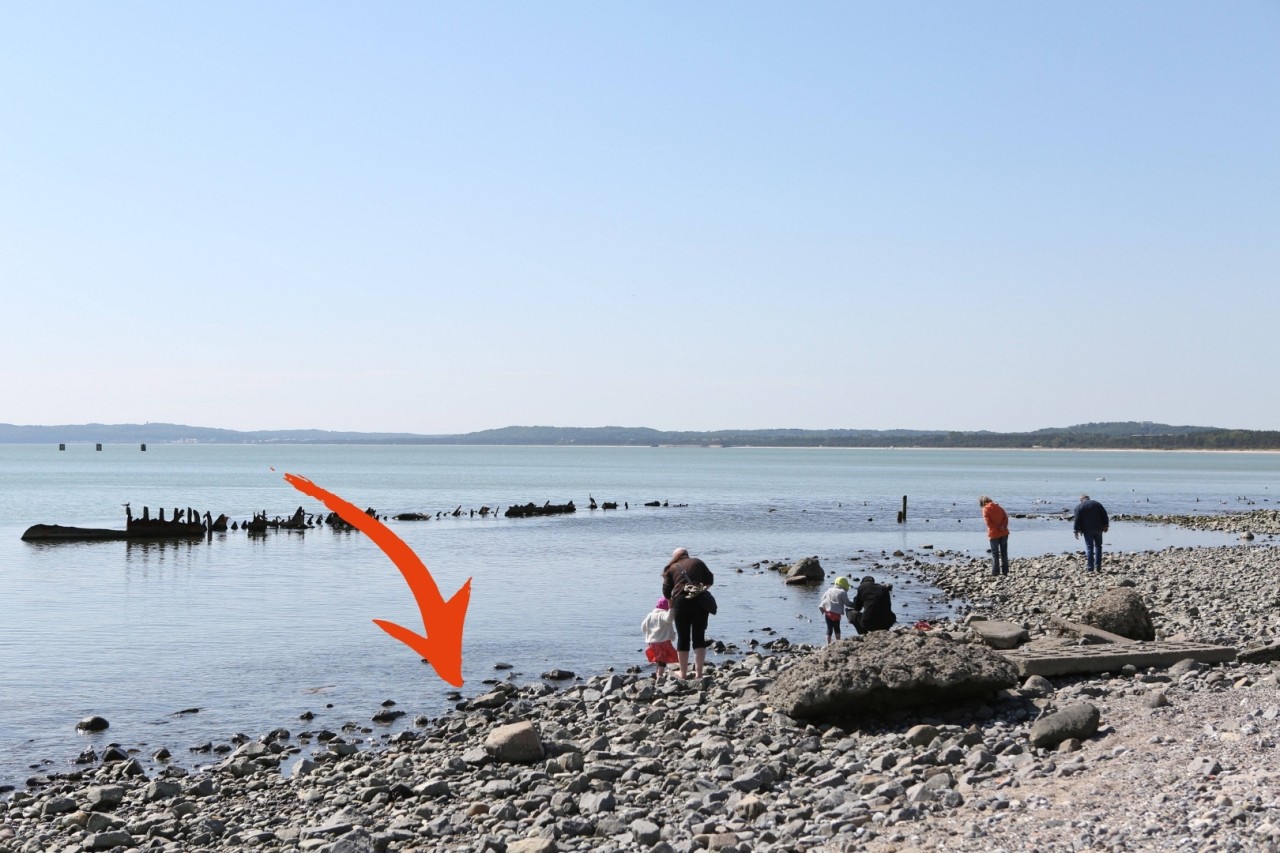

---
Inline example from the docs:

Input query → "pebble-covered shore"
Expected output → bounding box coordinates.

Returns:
[4,537,1280,853]
[1113,507,1280,537]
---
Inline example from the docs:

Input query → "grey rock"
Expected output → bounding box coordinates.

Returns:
[508,838,559,853]
[84,811,122,833]
[82,830,134,850]
[85,785,125,811]
[785,556,825,585]
[319,828,377,853]
[1029,703,1100,748]
[484,720,546,763]
[769,631,1019,718]
[579,790,616,813]
[1021,675,1054,696]
[905,724,939,747]
[469,691,510,710]
[1082,587,1155,641]
[730,764,777,792]
[41,796,76,816]
[144,780,182,801]
[1188,756,1222,777]
[186,778,218,798]
[631,818,662,845]
[76,716,110,732]
[1168,658,1203,677]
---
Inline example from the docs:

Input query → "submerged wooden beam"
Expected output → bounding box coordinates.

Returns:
[1048,616,1138,645]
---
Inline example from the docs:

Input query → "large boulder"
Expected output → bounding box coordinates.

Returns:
[1082,587,1155,641]
[768,631,1019,719]
[785,556,824,585]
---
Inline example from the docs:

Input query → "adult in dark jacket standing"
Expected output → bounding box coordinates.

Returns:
[1073,494,1110,572]
[851,575,896,634]
[660,547,715,679]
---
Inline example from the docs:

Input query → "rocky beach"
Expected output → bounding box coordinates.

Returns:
[4,517,1280,853]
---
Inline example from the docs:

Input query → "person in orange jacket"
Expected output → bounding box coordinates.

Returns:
[980,495,1010,576]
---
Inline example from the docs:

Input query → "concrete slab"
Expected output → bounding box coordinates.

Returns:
[1239,642,1280,663]
[996,638,1237,678]
[969,620,1030,650]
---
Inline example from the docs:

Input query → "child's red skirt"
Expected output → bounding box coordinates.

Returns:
[646,640,678,664]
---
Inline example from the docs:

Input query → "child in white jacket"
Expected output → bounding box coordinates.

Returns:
[641,596,678,680]
[819,576,853,645]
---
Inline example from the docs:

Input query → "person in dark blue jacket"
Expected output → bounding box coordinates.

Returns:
[1073,495,1110,571]
[850,576,896,634]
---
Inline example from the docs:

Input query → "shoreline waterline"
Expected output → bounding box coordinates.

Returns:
[4,521,1275,794]
[4,536,1279,851]
[0,514,1271,793]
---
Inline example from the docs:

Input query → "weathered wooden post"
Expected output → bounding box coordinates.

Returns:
[897,495,907,523]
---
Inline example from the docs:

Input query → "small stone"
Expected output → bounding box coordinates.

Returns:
[484,721,545,763]
[1030,704,1100,749]
[85,785,125,811]
[1187,757,1222,777]
[1145,691,1170,709]
[82,830,134,851]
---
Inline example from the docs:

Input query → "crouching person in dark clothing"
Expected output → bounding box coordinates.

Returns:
[851,575,896,634]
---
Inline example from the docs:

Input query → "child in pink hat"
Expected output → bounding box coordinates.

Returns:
[641,596,678,680]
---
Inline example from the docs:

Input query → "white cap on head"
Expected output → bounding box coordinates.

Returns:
[672,547,689,561]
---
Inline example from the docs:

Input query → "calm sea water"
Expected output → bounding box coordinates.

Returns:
[1,444,1276,788]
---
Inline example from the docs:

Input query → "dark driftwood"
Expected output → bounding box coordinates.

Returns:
[1048,616,1136,645]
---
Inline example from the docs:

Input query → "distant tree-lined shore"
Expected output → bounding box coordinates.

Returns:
[2,421,1278,450]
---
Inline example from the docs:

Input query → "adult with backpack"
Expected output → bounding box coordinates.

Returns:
[660,547,716,680]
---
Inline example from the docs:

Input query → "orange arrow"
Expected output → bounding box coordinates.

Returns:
[283,472,471,687]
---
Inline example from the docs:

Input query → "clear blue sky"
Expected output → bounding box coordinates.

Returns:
[2,3,1276,434]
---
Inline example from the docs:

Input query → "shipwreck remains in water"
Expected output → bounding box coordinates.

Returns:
[239,505,382,533]
[21,504,228,542]
[504,500,576,519]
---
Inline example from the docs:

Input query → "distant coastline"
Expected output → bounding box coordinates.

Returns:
[2,420,1279,451]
